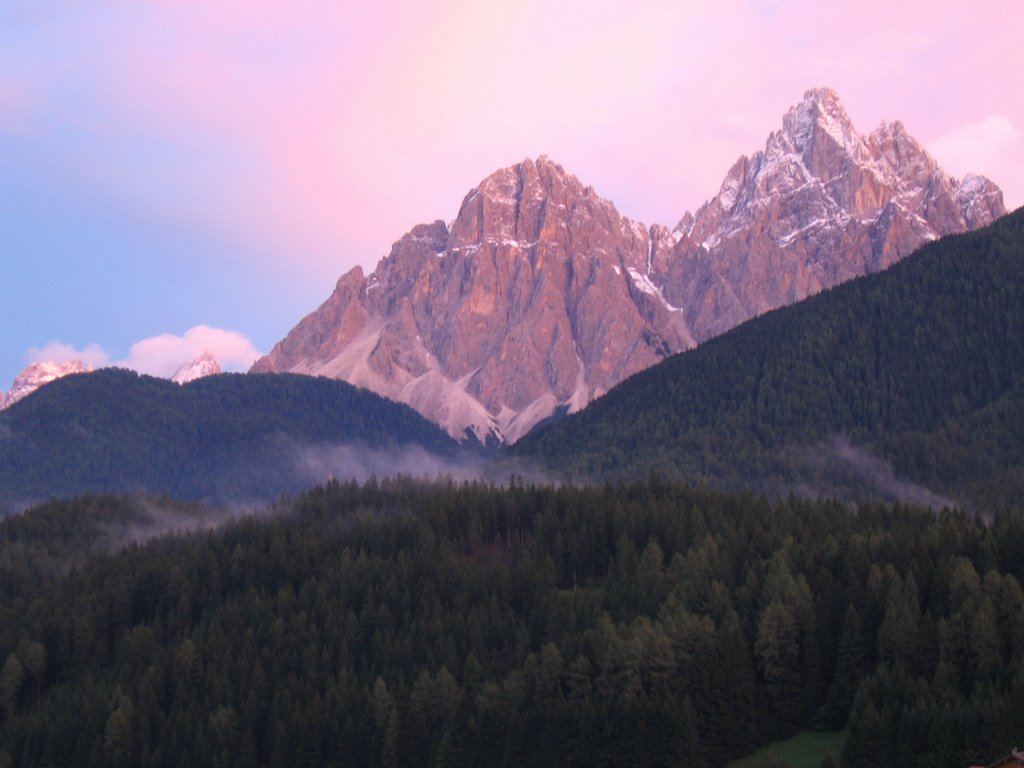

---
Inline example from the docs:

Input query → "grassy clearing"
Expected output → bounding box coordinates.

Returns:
[723,730,847,768]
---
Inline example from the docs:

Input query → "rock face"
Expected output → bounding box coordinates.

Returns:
[253,88,1005,442]
[1,360,90,410]
[254,157,694,442]
[656,87,1005,340]
[172,351,222,384]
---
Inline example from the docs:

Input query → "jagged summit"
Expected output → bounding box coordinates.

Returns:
[661,86,1005,339]
[253,90,1006,443]
[782,87,862,159]
[253,155,692,443]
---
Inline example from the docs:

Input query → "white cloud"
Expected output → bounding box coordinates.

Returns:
[927,115,1024,208]
[928,115,1021,168]
[121,325,262,378]
[27,341,111,370]
[24,326,263,380]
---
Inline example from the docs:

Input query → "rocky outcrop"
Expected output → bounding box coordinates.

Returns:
[253,88,1005,442]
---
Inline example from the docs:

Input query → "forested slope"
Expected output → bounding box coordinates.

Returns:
[515,210,1024,509]
[0,482,1020,767]
[0,371,463,511]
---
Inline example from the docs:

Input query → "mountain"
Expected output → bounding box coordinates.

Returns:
[513,209,1024,509]
[0,369,465,513]
[654,87,1005,340]
[0,360,90,410]
[1,351,224,407]
[253,88,1004,443]
[253,156,692,443]
[171,351,222,384]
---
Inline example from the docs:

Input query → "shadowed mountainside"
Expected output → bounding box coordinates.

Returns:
[0,370,468,512]
[514,209,1024,510]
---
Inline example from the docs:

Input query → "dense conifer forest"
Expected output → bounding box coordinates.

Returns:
[0,480,1020,767]
[516,210,1024,510]
[0,371,463,512]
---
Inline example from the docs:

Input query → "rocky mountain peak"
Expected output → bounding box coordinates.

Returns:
[253,155,693,442]
[956,173,1006,230]
[781,86,863,162]
[253,89,1006,444]
[447,156,596,251]
[1,359,91,410]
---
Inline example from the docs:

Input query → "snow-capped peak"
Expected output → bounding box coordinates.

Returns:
[957,173,994,198]
[172,351,222,384]
[1,360,91,410]
[782,86,862,160]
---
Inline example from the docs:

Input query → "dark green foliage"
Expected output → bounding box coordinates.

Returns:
[514,209,1024,509]
[0,482,1020,767]
[0,494,211,595]
[0,371,464,512]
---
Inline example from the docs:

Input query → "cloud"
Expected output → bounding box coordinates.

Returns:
[27,341,111,370]
[121,325,262,378]
[293,442,486,487]
[24,325,262,380]
[927,115,1024,205]
[928,115,1022,171]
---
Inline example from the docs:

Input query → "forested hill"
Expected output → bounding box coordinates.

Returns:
[0,370,465,512]
[514,209,1024,509]
[0,481,1020,767]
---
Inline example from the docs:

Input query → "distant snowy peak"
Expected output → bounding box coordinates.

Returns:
[172,352,222,384]
[1,360,91,410]
[683,88,1003,244]
[0,352,224,407]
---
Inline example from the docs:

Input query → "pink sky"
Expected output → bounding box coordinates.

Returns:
[2,0,1022,385]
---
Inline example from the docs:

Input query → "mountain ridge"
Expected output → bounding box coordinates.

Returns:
[0,369,465,513]
[656,86,1004,340]
[513,207,1024,509]
[1,351,226,409]
[252,88,1004,442]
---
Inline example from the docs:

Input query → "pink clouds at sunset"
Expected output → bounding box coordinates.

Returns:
[27,326,262,381]
[10,1,1022,261]
[2,0,1022,387]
